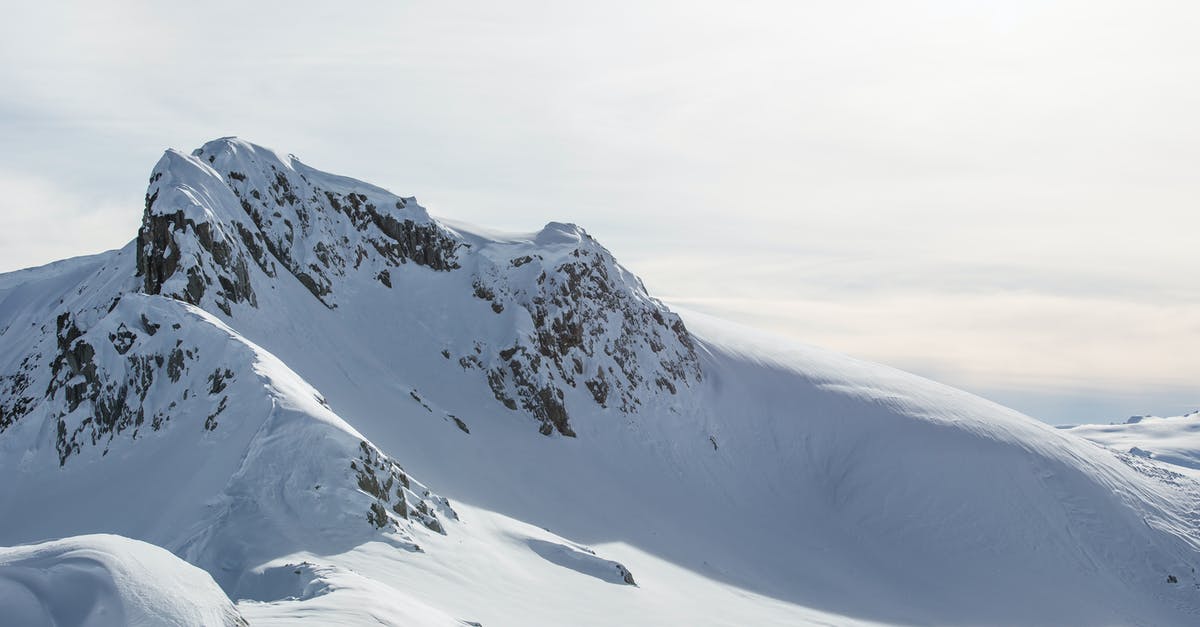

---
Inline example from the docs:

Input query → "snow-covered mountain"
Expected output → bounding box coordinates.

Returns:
[2,138,1199,626]
[1064,411,1200,473]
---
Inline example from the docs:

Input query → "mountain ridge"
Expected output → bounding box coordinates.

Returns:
[2,138,1199,625]
[133,137,700,437]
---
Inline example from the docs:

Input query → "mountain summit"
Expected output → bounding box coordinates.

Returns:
[136,137,700,437]
[2,139,1199,626]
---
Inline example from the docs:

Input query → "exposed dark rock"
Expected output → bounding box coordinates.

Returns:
[473,281,496,301]
[136,208,257,314]
[585,368,609,407]
[353,440,451,533]
[409,390,432,412]
[486,368,519,411]
[136,208,182,297]
[205,396,227,431]
[139,314,160,336]
[37,311,206,465]
[472,233,700,436]
[0,355,38,432]
[135,141,701,441]
[365,208,460,271]
[217,166,461,308]
[207,368,234,395]
[109,324,137,355]
[167,348,186,382]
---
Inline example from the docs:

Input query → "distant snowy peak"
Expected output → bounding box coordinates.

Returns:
[1066,411,1200,472]
[135,137,701,436]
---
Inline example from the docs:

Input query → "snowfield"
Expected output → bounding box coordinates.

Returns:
[1065,411,1200,473]
[1,137,1198,625]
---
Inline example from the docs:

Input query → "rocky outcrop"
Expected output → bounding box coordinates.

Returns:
[352,440,457,534]
[37,305,226,465]
[464,226,702,436]
[197,140,460,308]
[0,355,37,433]
[136,209,257,315]
[136,159,259,316]
[136,140,461,313]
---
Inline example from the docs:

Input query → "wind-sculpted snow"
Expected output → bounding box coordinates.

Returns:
[0,534,246,627]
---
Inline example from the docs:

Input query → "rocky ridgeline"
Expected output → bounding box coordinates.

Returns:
[352,440,457,534]
[463,226,701,436]
[137,142,460,313]
[134,138,702,437]
[0,288,460,550]
[1,292,239,466]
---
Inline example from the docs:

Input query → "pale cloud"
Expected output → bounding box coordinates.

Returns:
[635,250,1199,422]
[662,291,1198,388]
[0,0,1196,422]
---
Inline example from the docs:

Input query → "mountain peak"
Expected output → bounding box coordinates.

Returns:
[4,137,1200,625]
[193,136,291,164]
[134,137,700,437]
[138,137,456,311]
[535,221,587,246]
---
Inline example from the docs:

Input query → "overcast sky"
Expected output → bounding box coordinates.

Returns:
[1,1,1196,424]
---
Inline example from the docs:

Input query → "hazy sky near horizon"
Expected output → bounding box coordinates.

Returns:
[1,1,1196,424]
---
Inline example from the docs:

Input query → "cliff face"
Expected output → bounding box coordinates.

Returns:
[463,223,700,436]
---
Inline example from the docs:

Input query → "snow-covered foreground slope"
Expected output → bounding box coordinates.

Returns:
[2,137,1199,625]
[0,534,245,626]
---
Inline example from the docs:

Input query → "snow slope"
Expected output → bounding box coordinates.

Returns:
[0,534,245,627]
[2,137,1199,625]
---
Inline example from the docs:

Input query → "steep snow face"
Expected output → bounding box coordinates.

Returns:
[0,534,245,627]
[1065,411,1200,472]
[662,313,1200,624]
[134,137,700,436]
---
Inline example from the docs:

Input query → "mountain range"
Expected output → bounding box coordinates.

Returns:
[1,138,1198,626]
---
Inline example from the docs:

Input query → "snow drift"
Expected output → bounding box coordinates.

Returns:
[0,534,245,627]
